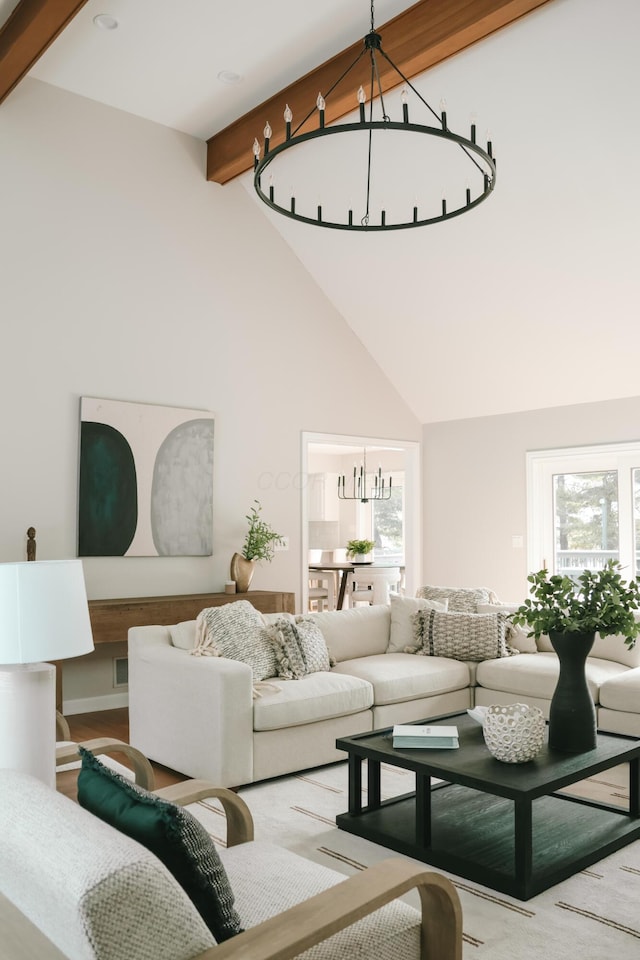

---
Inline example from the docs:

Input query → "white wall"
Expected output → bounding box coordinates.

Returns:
[0,79,419,706]
[422,395,640,602]
[253,0,640,424]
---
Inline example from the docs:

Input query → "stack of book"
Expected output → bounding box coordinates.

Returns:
[392,724,459,749]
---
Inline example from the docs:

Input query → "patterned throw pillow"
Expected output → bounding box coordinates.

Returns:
[190,601,277,681]
[415,584,495,612]
[410,608,515,661]
[77,748,243,943]
[294,616,334,672]
[266,616,333,679]
[265,617,308,679]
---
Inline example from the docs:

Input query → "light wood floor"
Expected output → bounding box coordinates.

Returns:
[57,707,189,801]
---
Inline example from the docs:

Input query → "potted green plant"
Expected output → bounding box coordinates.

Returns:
[512,560,640,752]
[230,501,285,592]
[346,539,376,562]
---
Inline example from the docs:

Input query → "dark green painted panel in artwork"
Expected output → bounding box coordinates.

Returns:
[78,421,138,556]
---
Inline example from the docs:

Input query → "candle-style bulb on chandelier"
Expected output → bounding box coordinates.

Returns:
[252,1,496,231]
[338,449,392,503]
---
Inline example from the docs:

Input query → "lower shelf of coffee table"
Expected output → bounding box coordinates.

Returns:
[336,782,640,899]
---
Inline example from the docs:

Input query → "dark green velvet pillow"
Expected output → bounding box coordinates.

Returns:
[77,748,243,943]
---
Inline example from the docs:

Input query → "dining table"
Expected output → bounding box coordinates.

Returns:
[308,561,402,610]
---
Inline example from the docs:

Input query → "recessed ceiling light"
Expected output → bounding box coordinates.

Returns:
[93,14,119,30]
[217,70,243,85]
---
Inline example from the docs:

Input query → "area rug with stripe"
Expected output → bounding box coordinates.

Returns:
[185,759,639,960]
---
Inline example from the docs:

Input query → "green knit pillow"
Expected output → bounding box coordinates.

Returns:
[77,748,243,943]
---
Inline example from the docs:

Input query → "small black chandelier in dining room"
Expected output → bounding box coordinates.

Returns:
[338,449,392,503]
[252,1,496,232]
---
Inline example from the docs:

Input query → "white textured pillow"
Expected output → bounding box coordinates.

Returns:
[476,602,538,654]
[387,595,448,653]
[411,609,514,661]
[294,616,333,672]
[415,584,495,612]
[190,601,277,681]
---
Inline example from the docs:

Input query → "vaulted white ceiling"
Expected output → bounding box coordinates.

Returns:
[4,0,640,423]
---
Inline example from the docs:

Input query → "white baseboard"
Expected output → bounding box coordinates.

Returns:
[63,692,129,715]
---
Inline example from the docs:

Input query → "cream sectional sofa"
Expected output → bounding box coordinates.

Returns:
[129,602,472,788]
[128,596,640,789]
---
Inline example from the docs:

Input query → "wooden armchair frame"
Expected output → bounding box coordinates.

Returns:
[52,738,462,960]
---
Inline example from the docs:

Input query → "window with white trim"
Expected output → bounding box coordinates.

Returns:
[527,442,640,581]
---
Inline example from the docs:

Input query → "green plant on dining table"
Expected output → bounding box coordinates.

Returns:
[346,539,376,559]
[511,560,640,648]
[241,500,285,563]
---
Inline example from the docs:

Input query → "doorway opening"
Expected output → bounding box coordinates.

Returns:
[301,432,421,611]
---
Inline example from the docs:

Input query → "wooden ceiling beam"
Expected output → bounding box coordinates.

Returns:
[207,0,553,184]
[0,0,90,106]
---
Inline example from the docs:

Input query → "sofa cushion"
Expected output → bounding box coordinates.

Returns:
[252,672,373,731]
[411,609,514,661]
[415,584,494,612]
[599,667,640,713]
[191,601,277,681]
[475,652,629,703]
[309,605,391,662]
[387,595,448,654]
[77,748,243,943]
[477,602,538,654]
[331,653,471,706]
[536,630,640,668]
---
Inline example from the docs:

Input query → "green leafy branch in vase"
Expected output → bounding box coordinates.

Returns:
[511,559,640,648]
[241,500,285,563]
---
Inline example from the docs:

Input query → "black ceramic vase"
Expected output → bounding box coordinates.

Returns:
[548,630,597,752]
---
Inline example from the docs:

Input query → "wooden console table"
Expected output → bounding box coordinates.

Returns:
[87,590,296,645]
[56,590,296,711]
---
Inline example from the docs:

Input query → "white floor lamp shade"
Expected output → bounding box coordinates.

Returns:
[0,559,94,787]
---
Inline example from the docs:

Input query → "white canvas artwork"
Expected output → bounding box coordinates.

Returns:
[78,397,214,557]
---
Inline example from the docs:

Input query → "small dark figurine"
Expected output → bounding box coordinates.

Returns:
[26,527,36,561]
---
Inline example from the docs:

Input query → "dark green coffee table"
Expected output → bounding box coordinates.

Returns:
[336,711,640,900]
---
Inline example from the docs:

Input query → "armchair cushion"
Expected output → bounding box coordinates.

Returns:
[77,748,243,943]
[221,838,423,960]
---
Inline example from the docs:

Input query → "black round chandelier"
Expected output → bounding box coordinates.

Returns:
[253,2,496,232]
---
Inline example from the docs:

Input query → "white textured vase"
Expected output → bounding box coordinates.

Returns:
[483,703,545,763]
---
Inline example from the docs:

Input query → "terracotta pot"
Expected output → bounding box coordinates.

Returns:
[230,553,255,593]
[548,630,597,752]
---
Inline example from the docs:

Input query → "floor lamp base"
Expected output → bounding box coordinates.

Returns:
[0,663,56,789]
